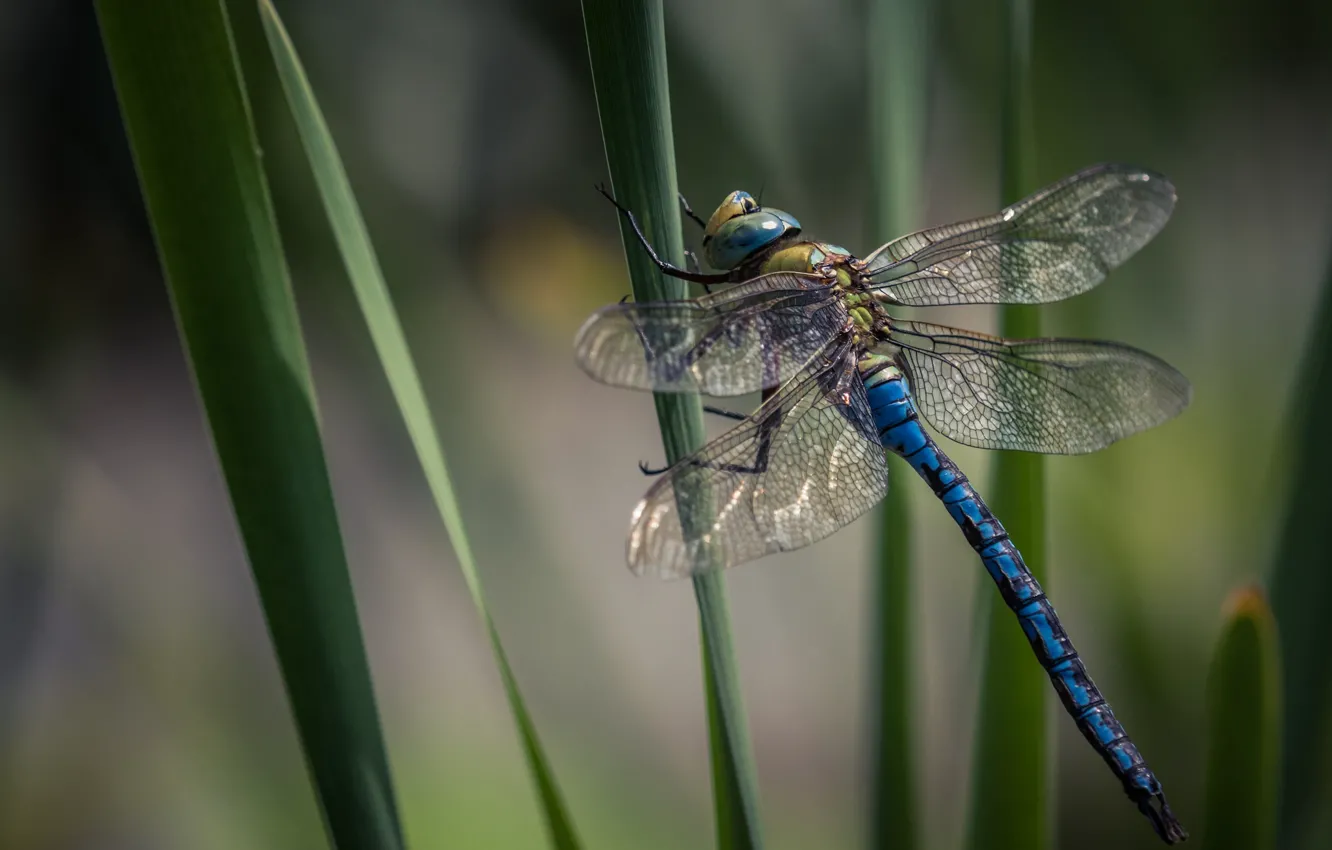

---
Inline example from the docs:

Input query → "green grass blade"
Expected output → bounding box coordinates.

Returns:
[580,2,764,847]
[255,3,581,846]
[869,460,914,850]
[1202,586,1281,850]
[94,3,405,848]
[1270,247,1332,850]
[966,0,1048,848]
[866,0,931,846]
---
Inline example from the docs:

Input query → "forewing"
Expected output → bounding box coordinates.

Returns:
[628,340,889,579]
[889,321,1191,454]
[574,272,847,396]
[863,164,1175,306]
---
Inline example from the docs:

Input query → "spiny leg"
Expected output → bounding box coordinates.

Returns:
[685,249,702,276]
[596,184,732,286]
[638,406,753,475]
[639,405,777,476]
[679,192,708,230]
[678,193,709,285]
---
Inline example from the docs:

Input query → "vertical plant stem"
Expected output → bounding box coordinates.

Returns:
[95,2,403,848]
[256,4,581,846]
[1271,244,1332,850]
[1202,587,1281,850]
[580,3,764,848]
[870,459,914,850]
[967,0,1048,848]
[866,0,930,847]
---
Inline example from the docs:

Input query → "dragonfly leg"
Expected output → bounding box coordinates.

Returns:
[678,192,708,230]
[677,194,711,289]
[595,184,733,286]
[642,456,770,476]
[637,406,753,475]
[703,404,747,421]
[684,249,702,276]
[640,406,778,477]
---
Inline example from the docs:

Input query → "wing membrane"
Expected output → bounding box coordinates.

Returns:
[888,321,1191,454]
[628,338,889,578]
[863,164,1175,306]
[574,272,846,396]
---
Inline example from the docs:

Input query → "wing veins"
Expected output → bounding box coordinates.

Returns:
[893,327,1092,397]
[575,272,847,396]
[887,321,1188,452]
[628,334,890,577]
[861,164,1175,307]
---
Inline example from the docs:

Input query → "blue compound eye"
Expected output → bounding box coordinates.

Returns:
[703,209,801,270]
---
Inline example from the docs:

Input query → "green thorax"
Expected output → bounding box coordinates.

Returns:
[757,241,887,345]
[758,241,854,279]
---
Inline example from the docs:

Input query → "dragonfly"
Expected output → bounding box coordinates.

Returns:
[574,163,1190,843]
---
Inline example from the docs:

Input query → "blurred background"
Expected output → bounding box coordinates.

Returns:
[1,0,1330,848]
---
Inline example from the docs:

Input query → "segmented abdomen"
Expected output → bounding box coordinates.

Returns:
[859,362,1184,843]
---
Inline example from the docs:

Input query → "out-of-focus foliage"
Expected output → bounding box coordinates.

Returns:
[1202,586,1280,850]
[96,1,405,847]
[258,2,581,845]
[865,0,929,843]
[1270,242,1332,850]
[968,0,1049,847]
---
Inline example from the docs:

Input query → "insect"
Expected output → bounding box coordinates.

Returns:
[574,164,1190,843]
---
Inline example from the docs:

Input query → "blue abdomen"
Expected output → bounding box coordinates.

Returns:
[859,360,1183,841]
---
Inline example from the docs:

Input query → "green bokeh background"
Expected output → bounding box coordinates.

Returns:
[1,1,1329,848]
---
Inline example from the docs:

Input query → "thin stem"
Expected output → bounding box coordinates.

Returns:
[967,0,1050,847]
[581,3,764,847]
[866,0,931,846]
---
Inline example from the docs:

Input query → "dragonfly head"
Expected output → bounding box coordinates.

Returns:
[702,190,801,270]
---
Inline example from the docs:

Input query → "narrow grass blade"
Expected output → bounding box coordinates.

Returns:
[868,459,914,850]
[94,3,404,848]
[967,0,1049,848]
[1270,246,1332,850]
[256,3,580,846]
[580,2,764,847]
[1202,586,1281,850]
[866,0,931,846]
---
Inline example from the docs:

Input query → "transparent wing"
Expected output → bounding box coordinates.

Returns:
[888,321,1191,454]
[628,338,889,579]
[863,164,1176,306]
[574,272,847,396]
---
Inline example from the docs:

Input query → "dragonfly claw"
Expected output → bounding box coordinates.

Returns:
[702,405,747,422]
[594,182,628,214]
[638,459,668,476]
[1136,791,1188,844]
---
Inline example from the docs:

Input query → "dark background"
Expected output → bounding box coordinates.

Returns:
[1,1,1329,848]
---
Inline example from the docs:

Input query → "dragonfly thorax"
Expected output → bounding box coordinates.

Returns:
[702,190,801,271]
[756,241,894,349]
